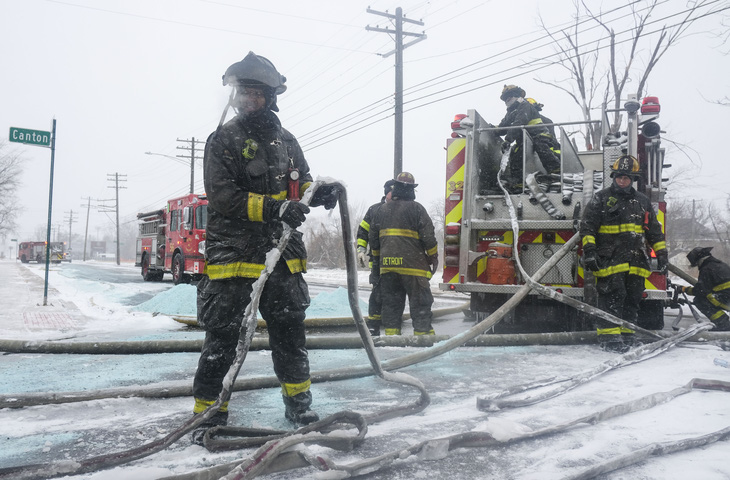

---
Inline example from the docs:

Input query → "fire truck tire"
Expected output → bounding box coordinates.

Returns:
[171,253,189,285]
[36,254,43,263]
[141,254,158,282]
[20,255,28,263]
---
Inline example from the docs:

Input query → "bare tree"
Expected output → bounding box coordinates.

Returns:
[537,0,716,144]
[0,141,23,237]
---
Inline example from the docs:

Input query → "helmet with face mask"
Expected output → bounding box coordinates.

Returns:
[222,52,287,113]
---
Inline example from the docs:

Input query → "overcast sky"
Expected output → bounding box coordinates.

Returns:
[1,0,728,244]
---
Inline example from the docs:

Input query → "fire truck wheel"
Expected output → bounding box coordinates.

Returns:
[36,254,43,263]
[20,255,28,263]
[172,253,188,285]
[141,254,157,282]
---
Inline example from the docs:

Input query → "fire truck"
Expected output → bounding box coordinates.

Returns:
[440,95,669,333]
[135,193,207,284]
[18,241,65,264]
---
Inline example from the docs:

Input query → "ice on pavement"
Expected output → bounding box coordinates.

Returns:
[132,284,368,317]
[1,261,730,480]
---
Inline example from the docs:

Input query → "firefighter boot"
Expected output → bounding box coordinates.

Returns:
[191,410,228,446]
[597,334,629,354]
[713,313,730,332]
[367,319,381,337]
[283,391,320,426]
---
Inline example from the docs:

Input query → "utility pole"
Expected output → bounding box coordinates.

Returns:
[81,197,92,261]
[63,209,78,254]
[366,7,426,177]
[177,137,205,193]
[105,173,127,265]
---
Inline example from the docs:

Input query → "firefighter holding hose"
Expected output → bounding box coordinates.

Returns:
[678,247,730,331]
[580,155,668,353]
[191,52,339,443]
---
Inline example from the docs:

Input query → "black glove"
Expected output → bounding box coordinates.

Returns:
[429,254,439,275]
[582,249,600,272]
[656,252,669,274]
[501,140,511,153]
[310,184,341,210]
[272,200,309,228]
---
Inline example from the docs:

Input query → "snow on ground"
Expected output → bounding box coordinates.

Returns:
[0,260,729,479]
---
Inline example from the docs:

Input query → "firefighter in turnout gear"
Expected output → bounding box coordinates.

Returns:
[580,155,668,353]
[369,172,439,335]
[192,52,339,443]
[679,247,730,331]
[356,179,396,336]
[495,85,561,192]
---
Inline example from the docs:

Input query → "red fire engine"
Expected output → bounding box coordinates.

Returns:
[18,241,65,264]
[135,193,207,284]
[441,95,669,333]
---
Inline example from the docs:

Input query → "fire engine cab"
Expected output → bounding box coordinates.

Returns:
[135,193,207,284]
[441,95,669,333]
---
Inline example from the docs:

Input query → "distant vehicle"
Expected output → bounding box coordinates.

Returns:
[18,241,65,264]
[135,193,207,284]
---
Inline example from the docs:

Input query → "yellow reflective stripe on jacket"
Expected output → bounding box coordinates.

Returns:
[713,281,730,293]
[708,293,730,310]
[193,398,229,414]
[582,235,595,247]
[359,219,371,232]
[371,249,380,256]
[271,190,287,201]
[527,118,543,125]
[206,261,265,279]
[380,228,419,239]
[426,245,438,256]
[357,238,368,248]
[247,193,265,222]
[281,379,311,397]
[286,258,307,274]
[300,182,312,195]
[381,266,432,278]
[593,263,651,278]
[597,224,644,234]
[652,241,666,252]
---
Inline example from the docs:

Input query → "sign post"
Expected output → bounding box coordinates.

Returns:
[9,121,56,305]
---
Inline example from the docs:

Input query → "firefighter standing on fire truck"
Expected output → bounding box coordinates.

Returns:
[678,247,730,331]
[369,172,439,336]
[580,155,668,353]
[356,179,395,336]
[192,51,339,443]
[495,85,561,192]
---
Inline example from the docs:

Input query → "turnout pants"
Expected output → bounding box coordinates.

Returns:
[380,272,434,334]
[193,260,312,404]
[595,271,644,334]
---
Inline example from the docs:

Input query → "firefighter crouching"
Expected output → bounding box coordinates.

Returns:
[356,179,395,336]
[369,172,439,335]
[678,247,730,331]
[495,84,561,193]
[580,155,668,353]
[192,51,340,443]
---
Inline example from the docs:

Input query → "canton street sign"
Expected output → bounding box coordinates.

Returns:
[9,127,51,147]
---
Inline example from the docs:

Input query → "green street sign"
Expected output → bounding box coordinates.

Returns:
[9,127,51,146]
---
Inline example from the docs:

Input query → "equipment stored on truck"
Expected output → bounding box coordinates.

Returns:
[135,193,207,284]
[441,95,668,333]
